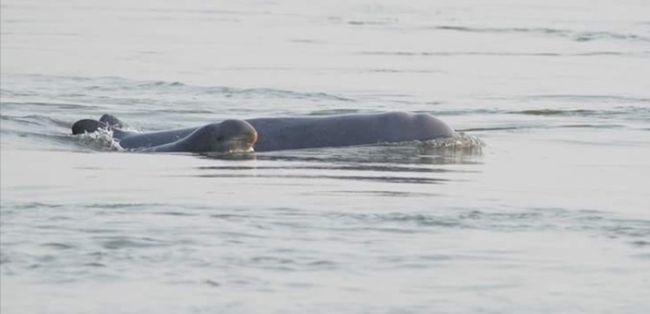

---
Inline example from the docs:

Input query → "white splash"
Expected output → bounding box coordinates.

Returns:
[76,128,124,151]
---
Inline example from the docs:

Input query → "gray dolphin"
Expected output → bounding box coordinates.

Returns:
[72,117,257,153]
[72,112,455,152]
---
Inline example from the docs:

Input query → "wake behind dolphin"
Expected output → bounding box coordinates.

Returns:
[72,112,456,153]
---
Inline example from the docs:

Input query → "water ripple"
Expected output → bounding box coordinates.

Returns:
[427,25,650,42]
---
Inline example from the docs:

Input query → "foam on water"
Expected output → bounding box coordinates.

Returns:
[75,128,124,152]
[419,132,485,150]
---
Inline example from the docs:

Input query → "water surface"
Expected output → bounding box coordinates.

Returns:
[1,0,649,313]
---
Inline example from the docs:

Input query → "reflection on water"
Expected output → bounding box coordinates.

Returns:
[254,139,482,165]
[191,138,483,184]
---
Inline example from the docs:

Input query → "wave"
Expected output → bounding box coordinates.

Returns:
[523,94,650,103]
[2,74,353,104]
[428,25,650,42]
[217,173,446,184]
[341,207,650,242]
[1,116,122,152]
[360,51,647,57]
[346,18,398,26]
[1,101,102,110]
[1,113,74,129]
[78,77,353,101]
[427,104,649,119]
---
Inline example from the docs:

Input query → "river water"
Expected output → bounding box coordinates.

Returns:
[1,0,649,313]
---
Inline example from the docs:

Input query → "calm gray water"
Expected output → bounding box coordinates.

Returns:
[1,0,650,313]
